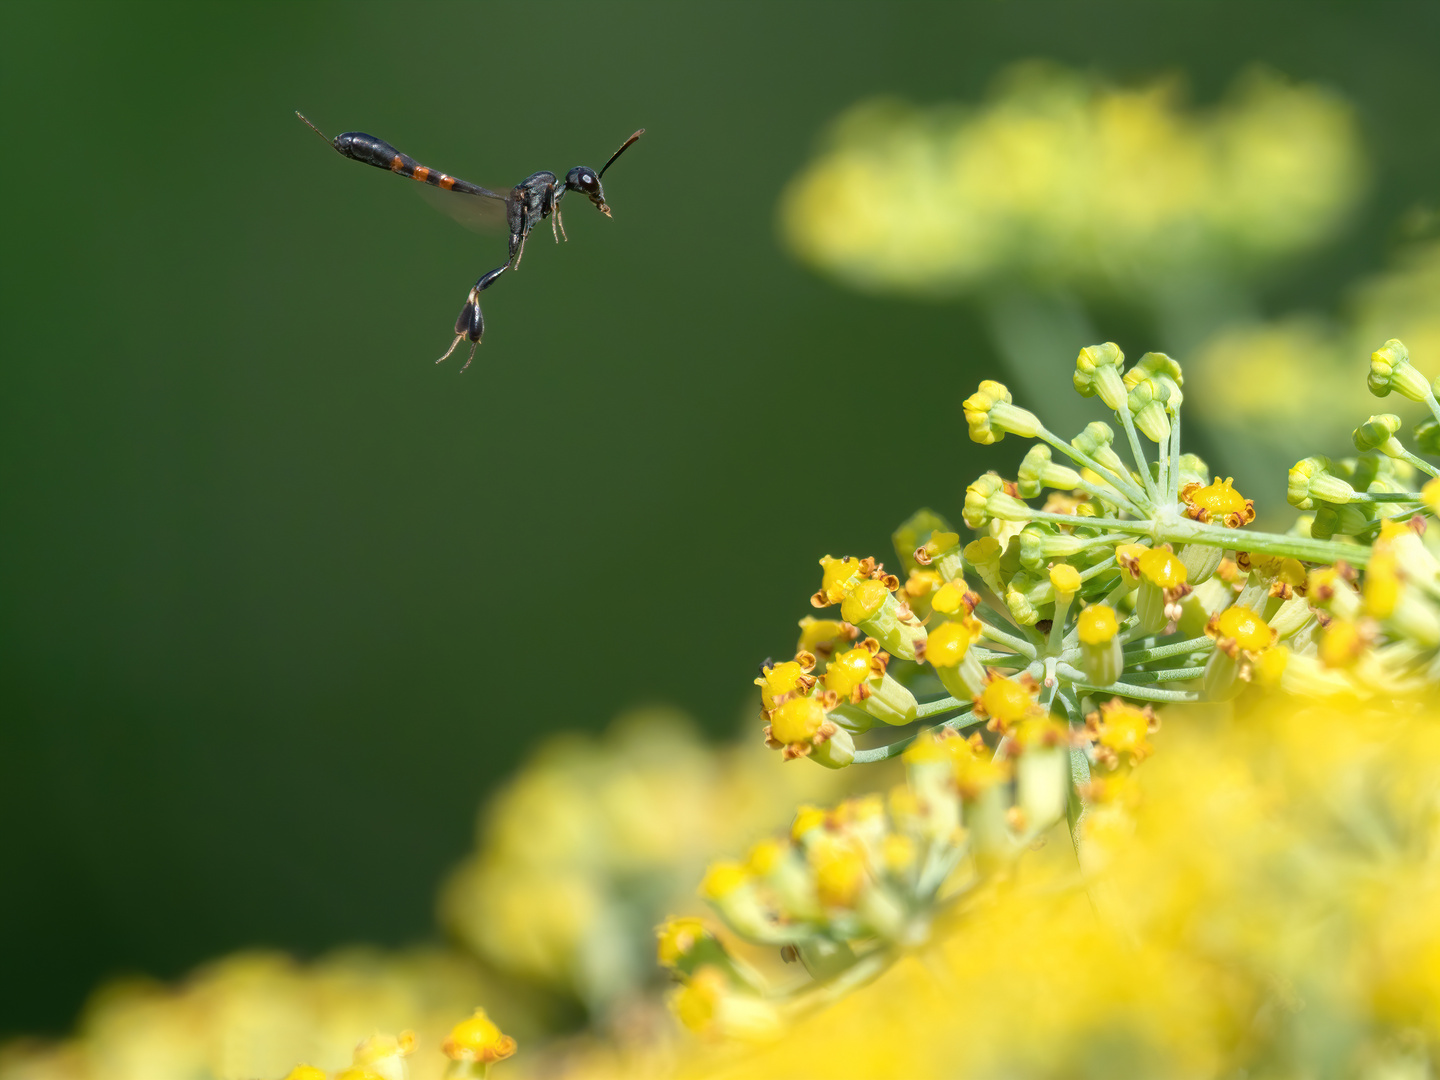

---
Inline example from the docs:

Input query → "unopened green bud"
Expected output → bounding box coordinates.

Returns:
[963,537,1005,596]
[1368,339,1429,402]
[1071,421,1130,482]
[1309,500,1374,540]
[1123,352,1184,442]
[1017,444,1083,498]
[1178,542,1224,585]
[1176,452,1210,490]
[963,380,1042,444]
[1353,414,1405,456]
[1288,456,1358,509]
[1017,523,1088,571]
[1073,342,1128,412]
[963,473,1030,530]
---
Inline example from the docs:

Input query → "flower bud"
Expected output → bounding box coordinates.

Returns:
[1073,342,1128,412]
[919,616,987,700]
[1017,443,1082,498]
[1072,420,1131,480]
[1123,351,1184,442]
[1288,456,1358,509]
[1368,338,1429,402]
[963,380,1042,444]
[1353,413,1405,456]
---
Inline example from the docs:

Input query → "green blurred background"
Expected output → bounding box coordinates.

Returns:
[2,0,1436,1036]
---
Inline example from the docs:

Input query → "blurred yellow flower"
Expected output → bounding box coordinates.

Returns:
[437,709,866,1012]
[780,64,1363,297]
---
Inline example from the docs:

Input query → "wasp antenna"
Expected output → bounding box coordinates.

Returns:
[295,111,333,144]
[598,128,645,178]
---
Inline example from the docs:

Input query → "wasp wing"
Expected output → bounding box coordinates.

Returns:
[416,181,511,233]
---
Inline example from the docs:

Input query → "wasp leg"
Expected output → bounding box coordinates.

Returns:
[555,200,568,242]
[436,334,465,365]
[439,265,507,371]
[549,183,561,244]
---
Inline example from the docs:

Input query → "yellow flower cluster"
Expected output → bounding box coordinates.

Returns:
[779,63,1363,296]
[0,950,522,1080]
[673,697,1440,1079]
[1186,239,1440,472]
[437,709,868,1013]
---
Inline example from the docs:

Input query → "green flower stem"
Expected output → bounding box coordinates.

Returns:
[915,696,968,720]
[1423,385,1440,429]
[1156,425,1170,500]
[1037,427,1151,510]
[1116,403,1161,504]
[1054,662,1201,702]
[1356,505,1436,540]
[1157,516,1373,566]
[1168,409,1182,504]
[1397,447,1440,481]
[980,621,1037,658]
[1121,635,1214,664]
[1028,511,1145,531]
[850,709,983,764]
[1349,492,1424,504]
[1117,666,1206,684]
[1076,478,1145,518]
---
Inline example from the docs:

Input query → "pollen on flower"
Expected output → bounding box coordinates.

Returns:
[756,659,817,713]
[840,577,891,623]
[283,1068,327,1080]
[1085,698,1160,766]
[1137,547,1188,589]
[824,639,887,700]
[442,1007,517,1065]
[1077,604,1120,644]
[1116,542,1151,576]
[1181,476,1257,528]
[1049,563,1083,595]
[931,579,979,615]
[921,617,980,668]
[814,555,864,606]
[1208,605,1276,655]
[976,673,1038,732]
[769,695,828,745]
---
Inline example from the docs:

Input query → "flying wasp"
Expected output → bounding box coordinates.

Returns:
[296,112,644,370]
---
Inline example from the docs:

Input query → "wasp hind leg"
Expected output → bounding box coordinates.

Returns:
[437,265,507,372]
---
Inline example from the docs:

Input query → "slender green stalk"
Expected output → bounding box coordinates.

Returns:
[851,710,984,764]
[1037,427,1150,509]
[1122,635,1214,664]
[1055,662,1201,702]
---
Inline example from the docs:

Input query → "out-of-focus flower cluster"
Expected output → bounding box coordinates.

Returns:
[674,696,1440,1079]
[0,712,878,1080]
[0,950,525,1080]
[779,63,1363,297]
[664,336,1440,1046]
[1188,238,1440,469]
[439,708,870,1016]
